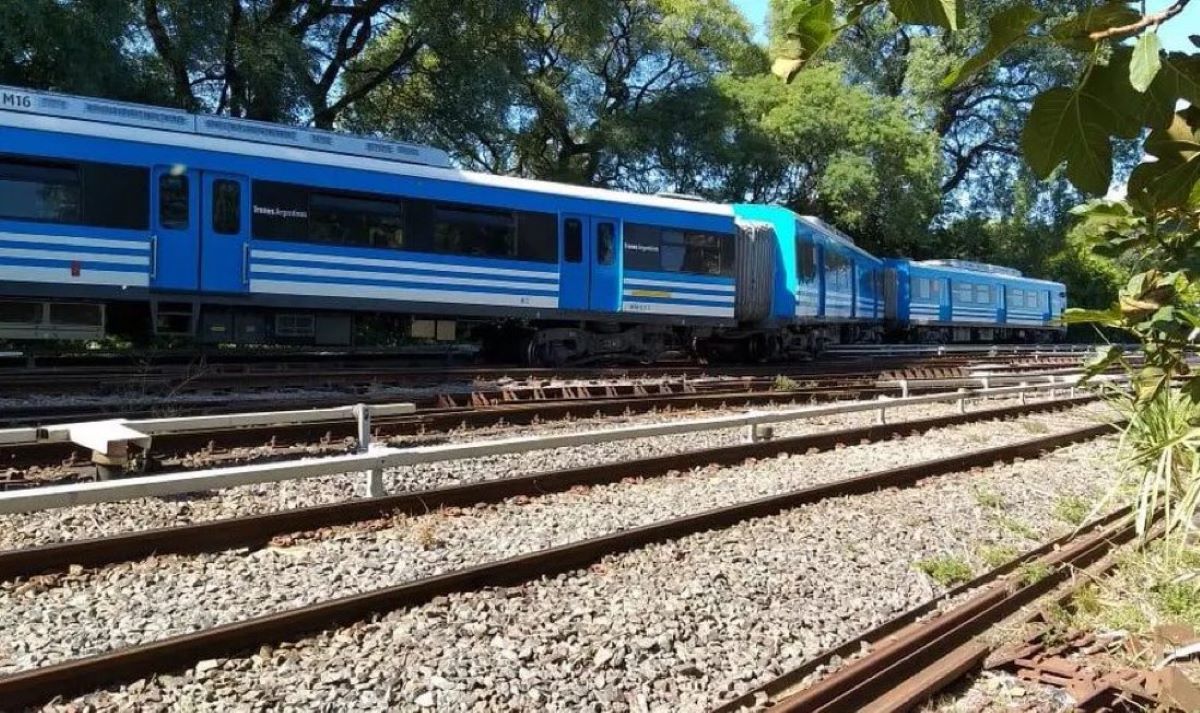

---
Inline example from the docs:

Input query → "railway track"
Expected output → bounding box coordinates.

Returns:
[0,350,1091,397]
[0,363,1097,490]
[715,509,1141,712]
[0,398,1115,708]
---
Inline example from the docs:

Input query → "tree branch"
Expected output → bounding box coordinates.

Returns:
[1089,0,1191,41]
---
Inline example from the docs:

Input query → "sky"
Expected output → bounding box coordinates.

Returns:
[730,0,1199,52]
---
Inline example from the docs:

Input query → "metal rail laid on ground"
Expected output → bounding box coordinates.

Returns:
[0,378,1115,514]
[0,419,1116,710]
[711,507,1139,712]
[0,396,1099,581]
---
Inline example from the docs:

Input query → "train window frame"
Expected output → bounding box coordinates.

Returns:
[564,218,583,263]
[432,204,518,260]
[824,251,851,291]
[0,156,83,225]
[796,235,818,283]
[309,191,405,250]
[159,174,190,230]
[597,222,616,266]
[212,179,242,235]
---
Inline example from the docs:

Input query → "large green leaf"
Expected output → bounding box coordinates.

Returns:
[772,0,836,82]
[1158,52,1200,106]
[1050,1,1140,50]
[1128,111,1200,209]
[941,4,1041,89]
[888,0,962,30]
[1130,32,1162,93]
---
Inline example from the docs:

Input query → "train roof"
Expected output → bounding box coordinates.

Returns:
[890,257,1064,287]
[0,84,734,219]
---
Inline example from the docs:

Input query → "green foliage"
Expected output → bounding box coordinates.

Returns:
[976,544,1018,568]
[1064,541,1200,642]
[972,486,1005,509]
[774,0,1200,203]
[916,555,973,586]
[1016,561,1052,585]
[772,375,801,391]
[1053,495,1090,525]
[940,3,1042,88]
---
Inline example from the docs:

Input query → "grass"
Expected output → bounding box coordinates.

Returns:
[772,375,800,392]
[1053,495,1091,526]
[1020,420,1051,435]
[916,555,973,587]
[1061,541,1200,654]
[991,513,1040,541]
[971,487,1006,510]
[976,544,1019,569]
[1016,561,1053,586]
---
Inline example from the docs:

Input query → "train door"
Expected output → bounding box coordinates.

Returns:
[589,218,620,311]
[199,173,250,294]
[938,278,951,322]
[559,215,590,310]
[559,215,620,311]
[149,166,200,291]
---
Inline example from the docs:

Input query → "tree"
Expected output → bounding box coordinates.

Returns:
[131,0,520,128]
[0,0,159,102]
[352,0,757,184]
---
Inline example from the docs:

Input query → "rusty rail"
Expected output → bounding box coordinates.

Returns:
[0,416,1116,708]
[0,396,1098,581]
[716,508,1138,713]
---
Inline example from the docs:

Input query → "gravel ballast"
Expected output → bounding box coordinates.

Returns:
[3,405,1108,677]
[0,393,1100,551]
[39,429,1122,712]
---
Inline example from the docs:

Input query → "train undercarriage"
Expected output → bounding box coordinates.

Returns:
[0,296,1064,365]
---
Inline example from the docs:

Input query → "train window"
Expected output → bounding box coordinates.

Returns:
[597,222,615,266]
[252,181,310,241]
[681,232,724,275]
[564,219,583,263]
[797,236,817,282]
[159,174,189,229]
[310,193,404,249]
[434,205,516,258]
[0,157,82,224]
[213,180,241,235]
[911,277,928,300]
[81,163,150,229]
[825,252,851,291]
[622,224,659,270]
[661,231,686,271]
[514,211,558,263]
[975,285,992,304]
[953,282,974,304]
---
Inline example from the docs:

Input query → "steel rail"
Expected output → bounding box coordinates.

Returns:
[0,396,1099,581]
[710,505,1133,712]
[0,418,1116,709]
[757,512,1139,712]
[0,384,1107,513]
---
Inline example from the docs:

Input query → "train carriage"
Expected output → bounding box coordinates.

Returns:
[0,83,1069,359]
[733,205,884,355]
[884,258,1066,342]
[0,84,747,363]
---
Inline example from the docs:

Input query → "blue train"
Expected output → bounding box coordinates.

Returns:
[0,85,1065,363]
